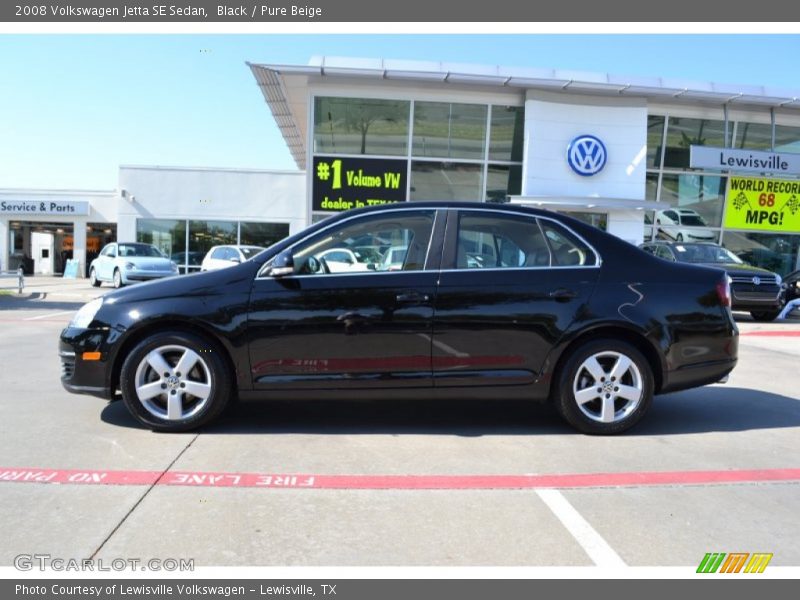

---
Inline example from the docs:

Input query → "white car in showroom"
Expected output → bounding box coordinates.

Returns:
[200,245,265,271]
[655,208,716,242]
[89,242,178,288]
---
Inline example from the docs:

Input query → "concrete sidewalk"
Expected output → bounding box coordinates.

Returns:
[0,275,104,301]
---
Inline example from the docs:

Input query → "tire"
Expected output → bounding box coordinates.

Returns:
[119,330,232,432]
[113,269,123,289]
[553,339,654,435]
[89,269,101,287]
[750,310,780,322]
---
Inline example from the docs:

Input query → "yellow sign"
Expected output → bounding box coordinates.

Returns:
[725,177,800,232]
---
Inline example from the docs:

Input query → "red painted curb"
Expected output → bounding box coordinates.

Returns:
[1,467,799,490]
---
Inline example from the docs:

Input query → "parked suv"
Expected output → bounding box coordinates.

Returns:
[640,241,782,321]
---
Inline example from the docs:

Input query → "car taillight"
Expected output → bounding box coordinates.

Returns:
[716,276,732,307]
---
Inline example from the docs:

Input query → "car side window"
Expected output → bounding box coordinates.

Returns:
[211,247,227,260]
[641,244,656,255]
[101,245,116,258]
[539,221,597,267]
[287,210,436,276]
[455,213,551,269]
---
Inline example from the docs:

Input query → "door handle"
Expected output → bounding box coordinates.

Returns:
[396,292,431,304]
[549,289,578,301]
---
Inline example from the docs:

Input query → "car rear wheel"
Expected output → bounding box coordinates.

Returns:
[89,269,101,287]
[119,331,232,432]
[554,339,654,435]
[113,269,123,289]
[750,310,781,322]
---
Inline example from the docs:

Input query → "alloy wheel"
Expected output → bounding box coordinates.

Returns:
[572,351,644,424]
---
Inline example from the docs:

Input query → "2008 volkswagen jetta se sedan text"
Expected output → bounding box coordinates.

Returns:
[59,203,739,435]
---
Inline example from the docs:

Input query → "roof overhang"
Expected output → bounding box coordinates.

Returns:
[249,56,800,170]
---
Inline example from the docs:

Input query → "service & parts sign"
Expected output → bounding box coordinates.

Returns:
[312,156,407,212]
[725,177,800,232]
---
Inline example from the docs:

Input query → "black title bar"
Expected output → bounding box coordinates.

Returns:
[4,0,800,22]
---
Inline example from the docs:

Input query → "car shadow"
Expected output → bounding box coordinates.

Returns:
[100,386,800,436]
[0,295,87,312]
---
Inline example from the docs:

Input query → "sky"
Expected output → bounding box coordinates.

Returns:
[1,34,800,190]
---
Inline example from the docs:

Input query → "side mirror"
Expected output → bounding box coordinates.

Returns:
[269,249,294,277]
[229,257,241,264]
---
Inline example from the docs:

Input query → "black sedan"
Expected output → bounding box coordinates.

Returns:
[60,203,738,435]
[640,241,783,321]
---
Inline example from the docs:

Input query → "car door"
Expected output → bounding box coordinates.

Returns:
[247,208,445,391]
[95,244,116,281]
[431,208,601,387]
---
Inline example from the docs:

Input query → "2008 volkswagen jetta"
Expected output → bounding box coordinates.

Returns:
[59,203,738,435]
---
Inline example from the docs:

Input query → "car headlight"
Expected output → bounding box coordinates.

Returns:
[775,274,782,286]
[125,262,136,270]
[69,298,103,329]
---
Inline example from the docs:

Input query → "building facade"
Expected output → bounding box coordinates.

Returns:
[0,166,305,277]
[251,56,800,276]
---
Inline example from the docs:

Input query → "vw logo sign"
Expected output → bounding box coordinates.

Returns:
[567,135,608,176]
[752,276,761,286]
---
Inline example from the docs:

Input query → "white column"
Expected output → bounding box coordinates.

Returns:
[72,220,87,278]
[606,209,645,246]
[0,220,9,272]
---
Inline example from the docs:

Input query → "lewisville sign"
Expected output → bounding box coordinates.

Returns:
[691,145,800,176]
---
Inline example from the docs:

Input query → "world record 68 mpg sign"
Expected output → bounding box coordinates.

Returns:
[312,156,407,212]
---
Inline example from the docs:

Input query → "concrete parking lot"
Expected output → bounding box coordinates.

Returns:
[1,277,799,568]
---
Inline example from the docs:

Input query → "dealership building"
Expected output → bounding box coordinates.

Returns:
[3,55,800,277]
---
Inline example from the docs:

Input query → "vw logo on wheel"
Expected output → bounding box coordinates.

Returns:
[567,134,608,176]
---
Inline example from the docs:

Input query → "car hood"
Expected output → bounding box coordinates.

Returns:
[100,260,260,304]
[119,257,174,270]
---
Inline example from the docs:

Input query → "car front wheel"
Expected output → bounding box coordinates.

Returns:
[113,269,123,289]
[119,331,232,432]
[89,269,101,287]
[554,339,654,435]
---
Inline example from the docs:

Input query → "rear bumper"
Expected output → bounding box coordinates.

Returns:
[661,357,738,394]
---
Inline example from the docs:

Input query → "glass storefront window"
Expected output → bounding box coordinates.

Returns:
[646,173,659,201]
[188,220,236,270]
[485,164,522,202]
[412,101,487,160]
[313,97,410,156]
[410,161,483,201]
[239,222,290,248]
[647,115,665,168]
[722,231,800,276]
[566,211,608,231]
[489,106,524,162]
[663,117,726,169]
[660,173,726,227]
[643,211,656,242]
[136,219,186,265]
[734,121,773,151]
[774,124,800,154]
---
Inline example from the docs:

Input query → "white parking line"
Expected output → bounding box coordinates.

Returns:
[536,489,626,567]
[23,310,75,321]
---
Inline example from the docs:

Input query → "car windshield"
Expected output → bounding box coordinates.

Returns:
[118,244,165,258]
[672,244,744,264]
[679,214,707,227]
[240,247,263,259]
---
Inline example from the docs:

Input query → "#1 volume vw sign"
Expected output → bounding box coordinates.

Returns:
[567,135,607,177]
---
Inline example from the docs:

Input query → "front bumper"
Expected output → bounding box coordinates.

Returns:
[122,271,176,283]
[59,327,114,399]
